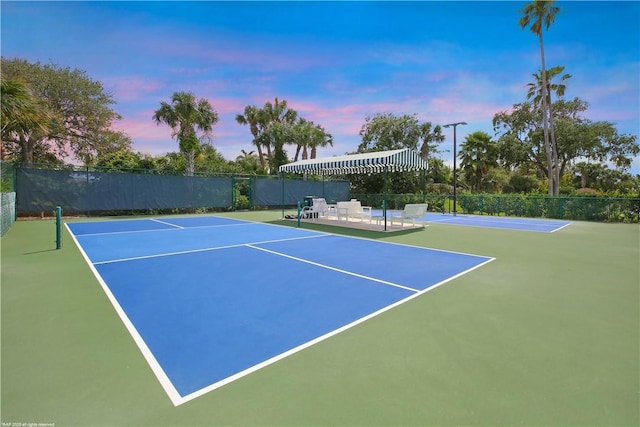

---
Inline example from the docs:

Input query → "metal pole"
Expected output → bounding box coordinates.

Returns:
[281,175,285,218]
[453,125,457,216]
[383,167,388,231]
[443,121,467,216]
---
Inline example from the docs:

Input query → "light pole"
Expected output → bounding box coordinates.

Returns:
[443,121,467,215]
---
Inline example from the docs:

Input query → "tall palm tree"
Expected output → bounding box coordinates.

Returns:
[152,91,218,176]
[526,66,571,104]
[527,65,571,194]
[520,0,560,195]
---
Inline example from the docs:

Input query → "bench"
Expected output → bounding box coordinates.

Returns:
[336,200,372,221]
[390,203,428,227]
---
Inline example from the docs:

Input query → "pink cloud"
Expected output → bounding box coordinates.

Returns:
[103,76,164,101]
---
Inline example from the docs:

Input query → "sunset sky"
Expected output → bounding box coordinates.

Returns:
[2,1,639,170]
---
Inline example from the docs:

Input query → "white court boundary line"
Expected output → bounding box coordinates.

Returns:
[65,223,184,406]
[66,218,495,407]
[179,251,496,405]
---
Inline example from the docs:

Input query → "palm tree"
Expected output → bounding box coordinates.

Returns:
[236,98,298,173]
[1,77,51,162]
[152,91,218,176]
[520,0,560,195]
[260,98,298,172]
[291,118,333,161]
[526,66,571,104]
[419,123,445,161]
[459,131,498,192]
[236,105,267,171]
[309,123,333,159]
[235,149,261,173]
[527,65,571,194]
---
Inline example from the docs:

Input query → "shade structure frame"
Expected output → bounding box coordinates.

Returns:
[279,148,428,231]
[278,148,427,176]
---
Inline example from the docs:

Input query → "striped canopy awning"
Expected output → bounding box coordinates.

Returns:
[279,148,427,175]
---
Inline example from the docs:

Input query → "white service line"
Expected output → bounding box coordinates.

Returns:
[246,243,421,293]
[149,218,185,228]
[93,233,330,265]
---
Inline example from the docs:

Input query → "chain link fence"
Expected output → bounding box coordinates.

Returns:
[353,192,639,223]
[9,163,350,220]
[1,162,16,236]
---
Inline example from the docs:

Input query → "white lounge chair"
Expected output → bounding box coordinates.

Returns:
[336,200,372,221]
[301,198,329,220]
[390,203,428,227]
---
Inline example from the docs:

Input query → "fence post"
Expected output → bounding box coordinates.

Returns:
[55,206,62,249]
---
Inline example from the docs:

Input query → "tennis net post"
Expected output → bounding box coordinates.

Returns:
[55,206,62,249]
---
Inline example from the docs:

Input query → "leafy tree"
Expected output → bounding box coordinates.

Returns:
[153,91,218,176]
[426,157,450,184]
[85,129,134,166]
[154,152,186,173]
[195,144,240,175]
[235,149,262,174]
[571,162,638,194]
[95,150,148,170]
[520,0,560,194]
[349,113,442,195]
[493,97,638,186]
[1,58,129,165]
[504,174,540,194]
[458,131,499,192]
[1,77,51,161]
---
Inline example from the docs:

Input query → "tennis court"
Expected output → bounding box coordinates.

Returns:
[424,213,572,232]
[363,210,571,232]
[2,211,638,426]
[66,216,493,405]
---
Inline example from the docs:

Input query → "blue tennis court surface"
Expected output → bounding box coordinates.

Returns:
[370,210,571,232]
[67,216,494,406]
[425,213,571,232]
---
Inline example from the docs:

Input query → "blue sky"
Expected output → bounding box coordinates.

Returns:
[2,1,639,171]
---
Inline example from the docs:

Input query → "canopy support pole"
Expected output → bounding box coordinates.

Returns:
[383,167,388,231]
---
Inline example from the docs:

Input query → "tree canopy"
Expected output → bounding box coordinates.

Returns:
[358,113,444,158]
[1,57,131,165]
[494,98,639,181]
